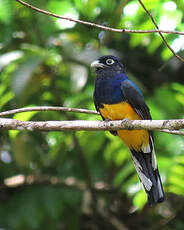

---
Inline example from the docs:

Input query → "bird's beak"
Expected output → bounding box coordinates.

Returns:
[90,60,105,68]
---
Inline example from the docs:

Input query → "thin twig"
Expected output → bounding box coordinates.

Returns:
[15,0,184,36]
[0,117,184,131]
[159,129,184,136]
[0,106,99,117]
[138,0,184,63]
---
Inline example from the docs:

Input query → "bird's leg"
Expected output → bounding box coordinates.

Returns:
[103,118,118,136]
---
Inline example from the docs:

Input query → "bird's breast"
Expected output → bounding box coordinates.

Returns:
[99,102,149,151]
[94,77,124,104]
[99,101,141,120]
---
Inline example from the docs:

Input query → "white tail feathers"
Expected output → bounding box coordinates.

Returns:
[130,136,164,205]
[131,154,152,191]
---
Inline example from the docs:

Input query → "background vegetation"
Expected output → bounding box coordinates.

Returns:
[0,0,184,229]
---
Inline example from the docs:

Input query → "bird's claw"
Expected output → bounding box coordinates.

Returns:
[121,118,129,123]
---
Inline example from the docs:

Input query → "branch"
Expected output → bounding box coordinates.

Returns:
[0,106,99,117]
[1,174,113,193]
[0,106,183,135]
[159,129,184,136]
[15,0,184,36]
[138,0,184,63]
[0,117,184,132]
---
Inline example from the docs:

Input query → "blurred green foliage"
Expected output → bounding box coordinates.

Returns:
[0,0,184,229]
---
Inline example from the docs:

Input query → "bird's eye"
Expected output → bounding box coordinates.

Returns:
[106,59,114,65]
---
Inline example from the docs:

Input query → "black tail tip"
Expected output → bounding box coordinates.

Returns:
[158,196,165,203]
[148,196,165,206]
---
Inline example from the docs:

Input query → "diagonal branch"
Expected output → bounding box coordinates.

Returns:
[15,0,184,62]
[0,106,99,117]
[15,0,184,36]
[138,0,184,63]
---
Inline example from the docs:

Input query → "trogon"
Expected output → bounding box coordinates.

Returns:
[91,55,164,205]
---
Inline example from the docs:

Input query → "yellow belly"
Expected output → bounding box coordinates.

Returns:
[99,101,149,151]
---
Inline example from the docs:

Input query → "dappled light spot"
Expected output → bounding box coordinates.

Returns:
[171,36,184,52]
[159,15,177,31]
[1,150,12,163]
[4,175,25,187]
[163,1,177,11]
[123,3,139,16]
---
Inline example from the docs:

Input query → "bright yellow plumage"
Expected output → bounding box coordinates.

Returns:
[99,101,149,151]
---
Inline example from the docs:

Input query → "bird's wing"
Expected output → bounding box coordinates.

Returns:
[121,80,165,205]
[120,80,152,120]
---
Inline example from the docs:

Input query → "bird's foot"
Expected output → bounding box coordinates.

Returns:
[121,118,129,123]
[104,118,111,122]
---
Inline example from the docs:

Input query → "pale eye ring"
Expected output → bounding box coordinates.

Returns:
[106,59,114,65]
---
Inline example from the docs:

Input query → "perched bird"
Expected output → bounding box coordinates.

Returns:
[91,55,164,205]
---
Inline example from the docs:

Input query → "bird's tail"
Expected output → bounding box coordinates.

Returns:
[130,138,164,205]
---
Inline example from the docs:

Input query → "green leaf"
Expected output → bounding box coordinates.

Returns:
[42,187,64,219]
[0,91,14,108]
[0,0,13,23]
[11,55,43,102]
[133,190,147,210]
[113,163,134,187]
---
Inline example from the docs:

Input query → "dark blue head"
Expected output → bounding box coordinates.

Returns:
[91,55,125,75]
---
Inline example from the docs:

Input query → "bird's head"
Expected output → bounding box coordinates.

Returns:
[91,55,125,74]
